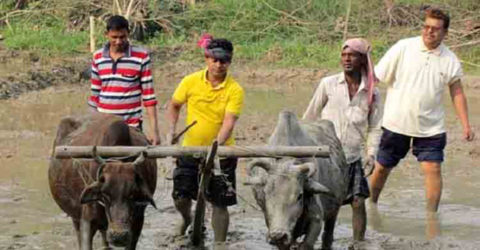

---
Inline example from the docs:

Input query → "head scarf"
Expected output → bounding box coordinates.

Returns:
[342,38,379,106]
[197,33,232,62]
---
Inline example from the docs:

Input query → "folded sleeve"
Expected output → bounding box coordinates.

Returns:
[172,77,190,104]
[140,54,157,107]
[302,79,328,121]
[447,56,463,86]
[375,40,403,86]
[366,88,383,157]
[88,59,101,108]
[225,85,245,115]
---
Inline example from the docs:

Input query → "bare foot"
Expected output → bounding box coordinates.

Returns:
[213,241,228,250]
[174,218,191,236]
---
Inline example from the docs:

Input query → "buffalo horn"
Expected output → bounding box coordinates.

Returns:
[133,151,146,168]
[92,146,106,180]
[294,162,316,177]
[247,159,273,176]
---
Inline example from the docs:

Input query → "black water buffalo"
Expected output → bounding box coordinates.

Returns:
[49,113,157,250]
[246,111,349,250]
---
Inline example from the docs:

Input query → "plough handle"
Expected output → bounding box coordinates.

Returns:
[191,140,218,246]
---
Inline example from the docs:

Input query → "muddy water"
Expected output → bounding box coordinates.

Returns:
[0,83,479,250]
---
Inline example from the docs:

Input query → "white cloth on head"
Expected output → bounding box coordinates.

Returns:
[342,38,379,106]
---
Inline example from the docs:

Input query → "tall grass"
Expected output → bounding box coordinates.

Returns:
[1,16,89,54]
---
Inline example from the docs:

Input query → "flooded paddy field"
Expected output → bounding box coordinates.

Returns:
[0,62,479,249]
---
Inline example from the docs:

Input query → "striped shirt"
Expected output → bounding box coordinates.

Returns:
[88,43,157,128]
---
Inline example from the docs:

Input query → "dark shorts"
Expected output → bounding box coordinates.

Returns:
[172,156,237,207]
[377,128,447,168]
[343,159,370,205]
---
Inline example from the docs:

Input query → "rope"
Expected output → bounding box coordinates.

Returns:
[72,158,93,186]
[217,173,262,212]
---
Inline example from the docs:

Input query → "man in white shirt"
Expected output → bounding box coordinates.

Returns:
[370,8,475,213]
[303,38,382,241]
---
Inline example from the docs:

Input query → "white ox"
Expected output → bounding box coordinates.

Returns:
[246,111,349,250]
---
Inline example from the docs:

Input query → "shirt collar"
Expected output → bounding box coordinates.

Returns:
[202,68,229,90]
[102,42,132,58]
[338,72,368,91]
[418,36,444,56]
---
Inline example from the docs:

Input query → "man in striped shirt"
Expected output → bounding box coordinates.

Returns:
[88,15,160,145]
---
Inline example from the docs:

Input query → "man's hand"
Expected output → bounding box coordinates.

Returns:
[216,113,238,146]
[363,155,375,177]
[148,131,161,146]
[463,126,475,141]
[145,105,160,146]
[166,131,176,146]
[450,81,474,142]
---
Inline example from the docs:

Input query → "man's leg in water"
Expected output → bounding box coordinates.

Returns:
[351,196,366,241]
[174,198,192,236]
[212,205,229,242]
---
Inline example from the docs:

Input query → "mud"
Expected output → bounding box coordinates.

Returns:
[0,46,480,249]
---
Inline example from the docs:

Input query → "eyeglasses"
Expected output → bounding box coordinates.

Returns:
[423,24,444,32]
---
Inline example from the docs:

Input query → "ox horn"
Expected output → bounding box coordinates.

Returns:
[132,151,156,209]
[92,146,106,181]
[299,162,316,178]
[247,159,273,176]
[133,151,146,168]
[305,180,331,195]
[243,159,273,186]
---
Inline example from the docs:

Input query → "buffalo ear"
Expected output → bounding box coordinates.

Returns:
[141,186,157,209]
[135,173,157,209]
[305,180,331,195]
[147,197,157,209]
[80,182,102,204]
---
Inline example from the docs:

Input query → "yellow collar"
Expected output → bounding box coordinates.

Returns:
[202,68,229,89]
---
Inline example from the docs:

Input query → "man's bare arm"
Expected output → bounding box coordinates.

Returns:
[449,80,474,141]
[166,99,183,144]
[217,113,238,145]
[145,105,160,145]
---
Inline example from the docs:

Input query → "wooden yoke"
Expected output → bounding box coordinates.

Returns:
[191,140,218,246]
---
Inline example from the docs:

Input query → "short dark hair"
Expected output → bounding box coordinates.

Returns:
[106,15,129,32]
[207,39,234,54]
[424,7,450,30]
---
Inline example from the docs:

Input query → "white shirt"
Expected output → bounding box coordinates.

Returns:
[375,36,463,137]
[303,72,382,164]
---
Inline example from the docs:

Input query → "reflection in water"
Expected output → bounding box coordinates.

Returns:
[367,202,383,232]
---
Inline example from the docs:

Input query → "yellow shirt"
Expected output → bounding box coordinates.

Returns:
[172,69,245,146]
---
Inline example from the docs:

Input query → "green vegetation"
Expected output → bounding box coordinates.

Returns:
[1,18,88,54]
[1,0,479,73]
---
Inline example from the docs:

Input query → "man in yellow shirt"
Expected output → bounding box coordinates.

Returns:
[166,36,244,245]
